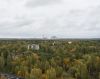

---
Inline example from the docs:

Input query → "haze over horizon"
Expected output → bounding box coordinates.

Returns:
[0,0,100,38]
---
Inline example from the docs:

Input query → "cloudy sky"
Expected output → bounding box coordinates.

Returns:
[0,0,100,38]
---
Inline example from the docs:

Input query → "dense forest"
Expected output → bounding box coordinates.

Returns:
[0,39,100,79]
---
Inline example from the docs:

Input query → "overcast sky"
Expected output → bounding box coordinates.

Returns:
[0,0,100,38]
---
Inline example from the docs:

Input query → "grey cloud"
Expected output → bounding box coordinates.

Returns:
[0,18,34,34]
[36,5,100,38]
[0,21,31,28]
[26,0,61,8]
[0,0,100,38]
[81,6,100,31]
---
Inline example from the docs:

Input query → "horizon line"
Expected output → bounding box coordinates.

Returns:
[0,38,100,40]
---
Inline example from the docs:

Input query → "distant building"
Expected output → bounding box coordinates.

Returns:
[28,44,40,50]
[68,41,72,44]
[52,41,56,46]
[51,36,57,39]
[42,35,48,39]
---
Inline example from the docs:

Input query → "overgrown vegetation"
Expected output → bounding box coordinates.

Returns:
[0,40,100,79]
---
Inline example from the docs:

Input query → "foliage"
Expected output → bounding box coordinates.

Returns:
[0,40,100,79]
